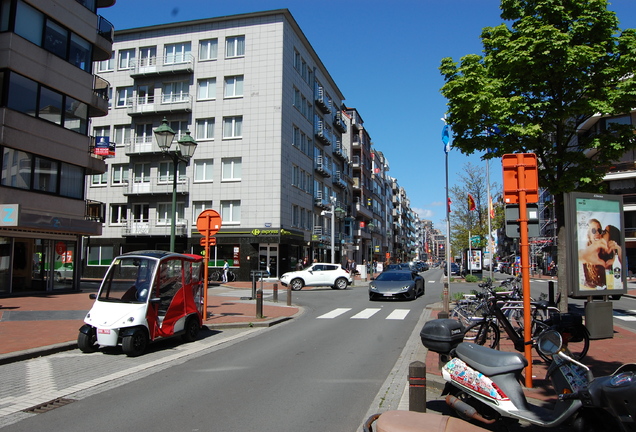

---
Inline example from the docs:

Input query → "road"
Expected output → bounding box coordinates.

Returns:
[0,273,442,432]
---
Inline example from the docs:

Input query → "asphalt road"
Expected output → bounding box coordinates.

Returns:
[0,278,434,432]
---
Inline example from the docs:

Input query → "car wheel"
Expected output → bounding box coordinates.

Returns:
[290,278,304,291]
[181,316,200,343]
[122,328,148,357]
[77,329,98,353]
[334,277,348,290]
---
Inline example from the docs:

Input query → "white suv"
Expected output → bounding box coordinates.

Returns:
[280,263,353,291]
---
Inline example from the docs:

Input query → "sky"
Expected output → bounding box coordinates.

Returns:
[101,0,636,229]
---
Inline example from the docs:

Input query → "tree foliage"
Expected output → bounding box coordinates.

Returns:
[440,0,636,306]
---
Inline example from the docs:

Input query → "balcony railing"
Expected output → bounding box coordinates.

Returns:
[314,156,332,177]
[122,219,189,237]
[122,177,190,195]
[127,95,193,116]
[333,111,347,133]
[97,16,114,43]
[129,55,195,76]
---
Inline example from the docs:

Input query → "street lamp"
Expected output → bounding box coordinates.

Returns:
[322,196,344,263]
[154,118,197,252]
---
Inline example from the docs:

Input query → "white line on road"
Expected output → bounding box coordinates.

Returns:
[386,309,410,320]
[317,308,352,319]
[351,308,381,319]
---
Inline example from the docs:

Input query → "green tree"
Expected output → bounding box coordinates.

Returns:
[440,0,636,308]
[449,163,502,263]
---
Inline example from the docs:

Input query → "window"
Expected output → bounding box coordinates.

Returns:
[138,46,156,68]
[33,157,58,193]
[1,148,30,190]
[111,164,129,185]
[60,163,84,199]
[196,118,215,140]
[157,202,185,225]
[192,201,213,224]
[135,123,153,144]
[223,116,242,139]
[158,161,186,183]
[164,42,191,64]
[94,126,110,140]
[110,204,127,225]
[114,125,132,146]
[92,172,107,186]
[133,163,151,183]
[39,87,63,125]
[7,73,37,116]
[131,203,149,222]
[118,48,135,70]
[194,159,213,182]
[64,96,88,134]
[221,158,241,181]
[169,120,189,140]
[225,36,245,58]
[220,200,241,224]
[15,1,44,46]
[197,78,216,100]
[69,33,91,71]
[224,75,243,98]
[116,87,133,107]
[199,39,218,61]
[97,52,115,72]
[88,245,114,266]
[292,205,299,227]
[163,81,189,103]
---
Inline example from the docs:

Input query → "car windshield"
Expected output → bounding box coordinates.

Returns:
[375,272,412,281]
[98,257,157,303]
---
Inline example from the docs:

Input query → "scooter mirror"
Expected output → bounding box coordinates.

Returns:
[537,330,562,356]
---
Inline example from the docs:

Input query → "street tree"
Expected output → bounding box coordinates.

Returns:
[449,162,502,265]
[440,0,636,307]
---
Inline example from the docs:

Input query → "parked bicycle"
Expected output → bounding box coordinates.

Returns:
[461,287,590,363]
[208,268,236,283]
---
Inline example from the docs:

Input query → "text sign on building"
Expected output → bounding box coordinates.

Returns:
[0,204,19,226]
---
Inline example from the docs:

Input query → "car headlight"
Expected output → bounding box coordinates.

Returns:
[399,285,411,292]
[370,284,378,291]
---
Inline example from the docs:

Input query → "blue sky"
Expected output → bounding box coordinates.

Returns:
[102,0,636,229]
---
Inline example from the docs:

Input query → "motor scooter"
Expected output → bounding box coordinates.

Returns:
[422,320,636,431]
[78,251,204,357]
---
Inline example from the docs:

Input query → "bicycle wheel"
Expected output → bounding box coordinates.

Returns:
[227,271,236,282]
[450,305,475,328]
[463,320,500,349]
[560,324,590,361]
[210,271,221,282]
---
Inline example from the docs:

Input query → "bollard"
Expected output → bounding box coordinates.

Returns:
[408,361,426,412]
[287,284,292,306]
[256,288,263,318]
[548,281,555,305]
[273,283,278,303]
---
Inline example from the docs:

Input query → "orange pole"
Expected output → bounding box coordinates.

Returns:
[517,154,533,388]
[202,214,211,321]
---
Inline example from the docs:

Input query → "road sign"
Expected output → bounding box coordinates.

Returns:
[502,153,538,204]
[196,209,222,235]
[200,237,217,247]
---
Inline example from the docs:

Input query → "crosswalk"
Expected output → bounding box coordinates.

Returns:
[614,310,636,321]
[317,307,411,321]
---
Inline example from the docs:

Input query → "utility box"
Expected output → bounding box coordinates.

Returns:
[585,301,614,339]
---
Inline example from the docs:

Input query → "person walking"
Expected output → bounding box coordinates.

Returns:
[222,259,229,283]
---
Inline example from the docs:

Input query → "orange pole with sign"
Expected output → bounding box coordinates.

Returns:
[196,210,222,322]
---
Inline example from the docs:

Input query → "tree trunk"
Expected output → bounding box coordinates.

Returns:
[554,192,569,312]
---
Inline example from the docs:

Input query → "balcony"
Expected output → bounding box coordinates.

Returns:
[333,141,348,160]
[129,55,194,77]
[355,200,372,218]
[89,74,110,117]
[315,86,331,114]
[314,191,330,210]
[122,177,190,195]
[85,200,105,223]
[333,171,347,189]
[125,137,159,155]
[122,219,189,237]
[315,120,332,146]
[93,16,114,61]
[127,95,193,116]
[333,112,347,133]
[315,156,332,177]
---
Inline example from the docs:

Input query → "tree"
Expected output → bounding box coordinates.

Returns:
[449,163,502,263]
[440,0,636,308]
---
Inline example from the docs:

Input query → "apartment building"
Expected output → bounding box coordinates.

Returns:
[0,0,114,295]
[85,9,353,280]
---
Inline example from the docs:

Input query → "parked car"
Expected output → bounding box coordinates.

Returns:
[279,263,353,291]
[444,263,461,276]
[369,270,424,301]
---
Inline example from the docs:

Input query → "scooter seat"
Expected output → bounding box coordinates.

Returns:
[456,342,528,376]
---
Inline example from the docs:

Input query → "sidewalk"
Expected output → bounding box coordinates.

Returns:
[0,280,300,365]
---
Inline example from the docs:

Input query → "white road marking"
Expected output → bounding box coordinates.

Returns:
[386,309,410,320]
[351,308,381,319]
[317,308,352,319]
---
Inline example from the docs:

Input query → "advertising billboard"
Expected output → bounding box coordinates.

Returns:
[566,192,626,298]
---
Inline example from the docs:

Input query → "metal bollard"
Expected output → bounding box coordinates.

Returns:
[273,283,278,303]
[287,284,292,306]
[408,361,426,412]
[548,281,555,305]
[256,289,263,318]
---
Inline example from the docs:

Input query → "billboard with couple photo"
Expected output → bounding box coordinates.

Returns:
[566,192,626,297]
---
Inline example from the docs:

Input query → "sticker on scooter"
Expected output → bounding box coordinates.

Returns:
[443,357,510,402]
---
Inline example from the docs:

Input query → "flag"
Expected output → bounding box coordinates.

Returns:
[447,197,452,213]
[468,194,476,211]
[489,195,495,219]
[442,124,450,154]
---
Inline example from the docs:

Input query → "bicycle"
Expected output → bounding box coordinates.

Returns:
[462,290,590,362]
[208,268,236,283]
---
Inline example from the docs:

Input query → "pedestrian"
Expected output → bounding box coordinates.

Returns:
[296,259,303,270]
[350,258,357,275]
[222,259,229,282]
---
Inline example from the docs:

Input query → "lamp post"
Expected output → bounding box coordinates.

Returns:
[154,118,197,252]
[322,196,344,263]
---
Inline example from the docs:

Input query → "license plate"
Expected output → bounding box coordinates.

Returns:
[98,329,111,334]
[383,293,393,297]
